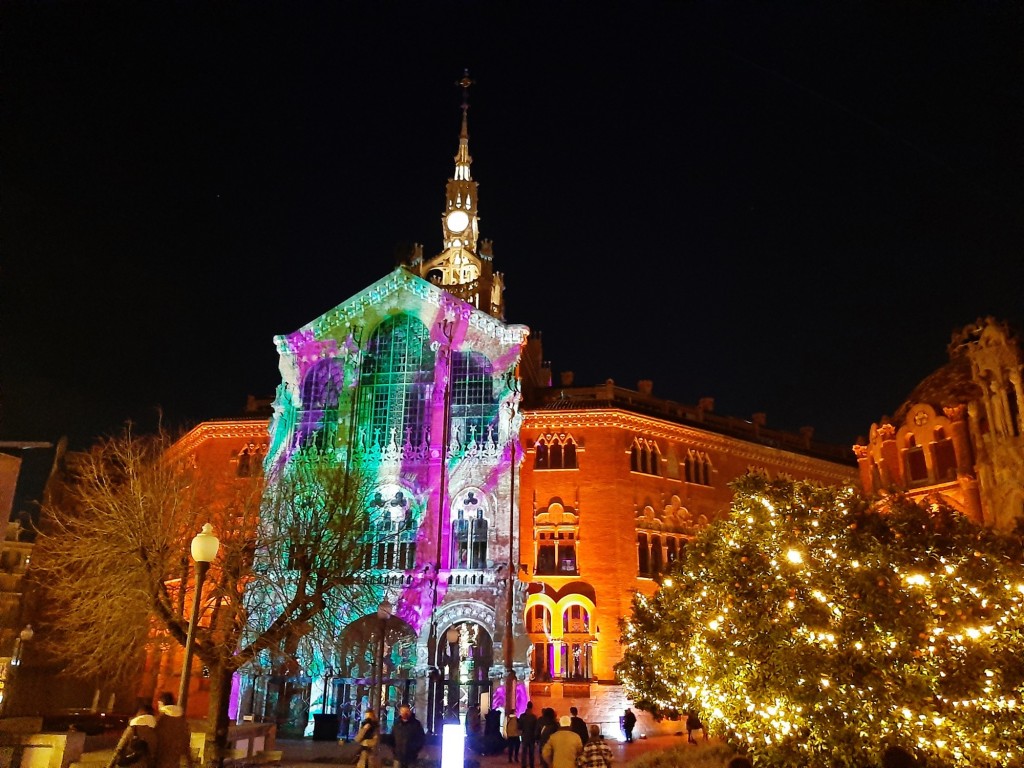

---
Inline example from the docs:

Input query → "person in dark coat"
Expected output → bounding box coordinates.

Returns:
[518,700,539,768]
[622,709,636,743]
[686,710,708,744]
[391,705,425,768]
[568,707,588,747]
[536,708,558,768]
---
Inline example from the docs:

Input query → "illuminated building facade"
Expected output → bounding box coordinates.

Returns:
[164,87,862,738]
[516,377,857,734]
[855,316,1024,532]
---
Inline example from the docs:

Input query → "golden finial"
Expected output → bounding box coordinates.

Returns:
[456,68,475,114]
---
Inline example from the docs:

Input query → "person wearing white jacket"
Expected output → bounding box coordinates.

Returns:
[107,702,157,768]
[154,692,194,768]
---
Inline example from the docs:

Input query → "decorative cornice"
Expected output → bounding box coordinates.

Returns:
[523,409,856,482]
[169,419,270,458]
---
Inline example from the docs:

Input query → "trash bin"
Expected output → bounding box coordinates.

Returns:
[312,713,340,741]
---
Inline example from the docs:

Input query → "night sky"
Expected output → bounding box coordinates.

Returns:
[2,1,1022,452]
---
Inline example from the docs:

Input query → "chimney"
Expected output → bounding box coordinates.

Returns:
[799,426,814,448]
[698,397,715,413]
[637,380,653,396]
[560,371,575,387]
[752,412,767,437]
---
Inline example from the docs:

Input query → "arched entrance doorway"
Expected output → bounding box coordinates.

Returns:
[434,621,493,731]
[332,611,418,736]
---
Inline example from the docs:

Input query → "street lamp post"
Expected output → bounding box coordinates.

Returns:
[2,624,34,715]
[444,625,460,721]
[178,523,220,712]
[372,600,393,722]
[503,368,521,718]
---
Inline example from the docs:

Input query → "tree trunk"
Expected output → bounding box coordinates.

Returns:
[205,663,235,768]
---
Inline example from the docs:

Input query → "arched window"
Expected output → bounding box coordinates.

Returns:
[451,351,499,446]
[903,433,928,484]
[637,533,650,577]
[650,535,664,576]
[301,359,345,411]
[685,450,713,486]
[357,315,434,449]
[526,605,551,634]
[666,537,678,565]
[360,486,418,571]
[549,441,563,468]
[534,434,580,470]
[298,359,346,450]
[562,604,590,634]
[630,438,660,476]
[931,425,957,482]
[535,441,549,469]
[451,490,488,569]
[563,440,577,469]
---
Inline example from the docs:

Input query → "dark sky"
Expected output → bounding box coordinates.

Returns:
[2,1,1022,451]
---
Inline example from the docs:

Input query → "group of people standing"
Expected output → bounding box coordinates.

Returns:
[107,692,194,768]
[351,704,426,768]
[504,702,613,768]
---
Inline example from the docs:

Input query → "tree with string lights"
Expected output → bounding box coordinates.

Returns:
[617,474,1024,768]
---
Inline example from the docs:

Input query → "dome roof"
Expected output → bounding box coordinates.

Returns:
[892,342,982,425]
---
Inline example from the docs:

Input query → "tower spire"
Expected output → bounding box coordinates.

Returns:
[454,69,474,181]
[415,70,505,321]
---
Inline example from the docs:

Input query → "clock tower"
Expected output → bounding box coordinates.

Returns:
[414,70,506,320]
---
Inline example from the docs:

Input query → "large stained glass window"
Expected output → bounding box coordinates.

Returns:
[451,351,498,445]
[299,359,346,450]
[357,314,434,448]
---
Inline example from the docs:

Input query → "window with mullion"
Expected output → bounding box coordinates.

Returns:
[358,314,434,447]
[451,351,498,443]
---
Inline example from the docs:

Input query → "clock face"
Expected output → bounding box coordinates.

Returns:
[446,209,469,232]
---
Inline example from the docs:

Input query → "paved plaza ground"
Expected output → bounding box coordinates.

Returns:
[274,732,720,768]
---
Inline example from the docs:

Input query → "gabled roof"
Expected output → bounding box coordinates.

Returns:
[274,266,527,354]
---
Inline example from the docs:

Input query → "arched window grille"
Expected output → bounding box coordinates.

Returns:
[357,314,434,449]
[451,351,498,446]
[451,490,489,569]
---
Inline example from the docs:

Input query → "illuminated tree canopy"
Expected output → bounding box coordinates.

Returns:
[617,475,1024,768]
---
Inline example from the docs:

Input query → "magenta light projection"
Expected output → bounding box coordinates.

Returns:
[263,266,529,726]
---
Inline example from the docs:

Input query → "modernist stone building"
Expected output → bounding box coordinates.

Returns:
[855,316,1024,533]
[157,91,860,739]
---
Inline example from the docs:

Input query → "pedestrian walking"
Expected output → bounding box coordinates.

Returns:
[577,724,612,768]
[392,705,425,768]
[503,709,521,762]
[518,700,539,768]
[351,709,379,768]
[541,716,583,768]
[622,708,636,744]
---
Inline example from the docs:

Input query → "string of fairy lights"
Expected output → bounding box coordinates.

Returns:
[616,476,1024,768]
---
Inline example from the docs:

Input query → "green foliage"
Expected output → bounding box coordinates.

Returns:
[624,742,735,768]
[616,475,1024,768]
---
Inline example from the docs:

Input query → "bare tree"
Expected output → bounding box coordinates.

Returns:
[31,428,377,765]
